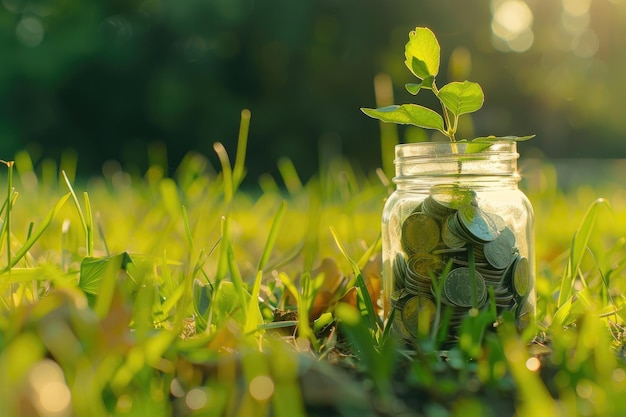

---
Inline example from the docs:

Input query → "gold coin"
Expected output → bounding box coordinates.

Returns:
[401,212,440,255]
[401,295,436,337]
[392,254,408,290]
[407,253,445,281]
[441,215,467,249]
[513,256,530,297]
[422,196,456,220]
[393,308,412,340]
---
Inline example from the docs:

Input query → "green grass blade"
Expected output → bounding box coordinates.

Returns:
[277,158,302,195]
[330,226,378,330]
[182,205,194,252]
[226,242,249,325]
[278,271,317,348]
[244,200,287,334]
[1,192,71,273]
[83,192,94,256]
[257,200,286,272]
[356,233,382,270]
[215,216,229,282]
[2,161,14,277]
[373,73,400,180]
[569,198,611,274]
[498,313,557,417]
[214,142,233,204]
[233,109,251,189]
[558,198,611,307]
[62,170,89,252]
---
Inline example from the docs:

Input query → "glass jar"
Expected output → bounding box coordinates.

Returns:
[381,141,535,346]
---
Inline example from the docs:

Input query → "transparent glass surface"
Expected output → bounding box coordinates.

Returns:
[382,141,535,346]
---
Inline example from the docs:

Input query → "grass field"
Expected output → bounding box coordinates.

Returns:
[1,120,626,417]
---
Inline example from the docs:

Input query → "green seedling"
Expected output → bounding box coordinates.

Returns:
[361,27,534,145]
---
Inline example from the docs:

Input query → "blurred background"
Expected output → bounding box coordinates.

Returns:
[1,0,625,182]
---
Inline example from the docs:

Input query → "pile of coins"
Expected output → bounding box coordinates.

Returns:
[391,193,531,341]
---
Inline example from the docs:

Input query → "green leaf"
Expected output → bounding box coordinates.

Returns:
[79,252,133,295]
[405,76,434,95]
[361,104,444,132]
[438,81,484,117]
[463,142,494,154]
[472,135,536,142]
[211,281,248,327]
[192,278,213,332]
[405,83,421,95]
[553,288,593,327]
[404,27,440,79]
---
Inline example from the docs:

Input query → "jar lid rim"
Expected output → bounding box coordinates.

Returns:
[395,141,518,158]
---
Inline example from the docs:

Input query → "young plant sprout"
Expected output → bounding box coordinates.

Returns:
[361,27,534,146]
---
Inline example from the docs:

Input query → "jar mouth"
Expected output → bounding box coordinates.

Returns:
[394,140,518,162]
[393,140,520,185]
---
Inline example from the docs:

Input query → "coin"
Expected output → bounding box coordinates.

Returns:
[407,253,444,278]
[483,233,514,270]
[391,192,532,344]
[423,196,456,220]
[441,215,467,249]
[499,226,516,247]
[393,308,412,340]
[430,185,477,210]
[443,267,487,308]
[393,254,408,290]
[401,295,436,337]
[456,205,499,243]
[515,295,534,328]
[487,212,507,232]
[513,256,530,297]
[401,212,440,255]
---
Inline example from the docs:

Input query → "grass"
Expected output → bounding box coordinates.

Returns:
[1,117,626,417]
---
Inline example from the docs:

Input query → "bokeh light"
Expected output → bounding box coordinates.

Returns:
[491,0,534,52]
[249,375,275,401]
[525,357,541,372]
[185,388,208,410]
[28,360,71,416]
[16,16,44,47]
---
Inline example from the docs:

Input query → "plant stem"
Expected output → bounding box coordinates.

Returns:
[431,83,456,142]
[431,83,460,161]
